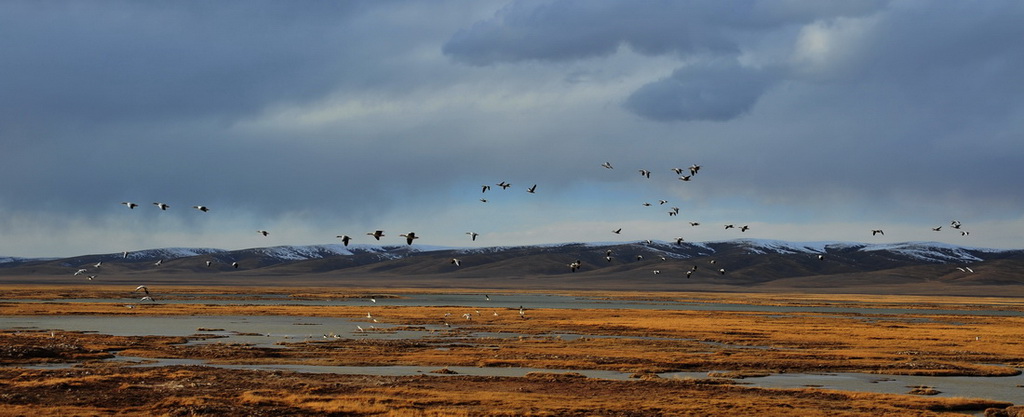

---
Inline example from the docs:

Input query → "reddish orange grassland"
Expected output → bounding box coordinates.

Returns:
[1,285,1022,416]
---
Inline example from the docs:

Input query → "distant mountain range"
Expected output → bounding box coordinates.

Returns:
[2,239,1023,295]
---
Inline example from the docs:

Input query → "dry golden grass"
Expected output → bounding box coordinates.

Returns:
[1,285,1021,416]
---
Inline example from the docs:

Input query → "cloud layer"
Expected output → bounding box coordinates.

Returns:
[2,0,1022,257]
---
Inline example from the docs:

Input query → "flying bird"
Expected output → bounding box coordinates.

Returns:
[134,285,150,295]
[678,176,692,181]
[740,225,750,232]
[638,169,651,178]
[497,181,511,190]
[872,229,884,236]
[154,260,162,266]
[257,230,269,236]
[337,235,352,246]
[451,258,461,266]
[367,230,385,240]
[601,162,614,169]
[121,202,139,209]
[480,198,488,203]
[951,220,962,229]
[569,260,582,272]
[675,237,684,245]
[466,232,479,241]
[961,231,970,236]
[689,222,700,226]
[671,168,684,175]
[153,202,170,210]
[724,224,735,229]
[612,228,622,234]
[192,205,210,212]
[932,226,942,231]
[93,261,102,268]
[399,232,419,245]
[205,260,213,267]
[231,262,239,268]
[689,164,701,176]
[817,254,825,260]
[481,185,491,193]
[527,184,537,193]
[74,269,88,276]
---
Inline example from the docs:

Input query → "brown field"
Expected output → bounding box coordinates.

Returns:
[1,285,1022,416]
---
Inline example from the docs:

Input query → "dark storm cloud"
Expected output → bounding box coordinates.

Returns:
[0,1,367,130]
[624,59,779,122]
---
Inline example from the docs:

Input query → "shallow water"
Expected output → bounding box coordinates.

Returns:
[8,292,1024,316]
[3,293,1022,406]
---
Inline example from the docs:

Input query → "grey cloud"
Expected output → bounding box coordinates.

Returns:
[442,0,886,65]
[624,60,779,121]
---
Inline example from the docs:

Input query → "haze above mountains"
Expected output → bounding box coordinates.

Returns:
[2,239,1022,296]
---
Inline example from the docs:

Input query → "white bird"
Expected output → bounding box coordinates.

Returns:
[153,202,170,210]
[337,235,352,246]
[121,202,138,209]
[74,269,88,276]
[231,262,239,268]
[87,275,96,281]
[135,285,150,295]
[140,296,155,302]
[652,270,661,275]
[93,261,102,268]
[154,260,162,266]
[601,162,614,169]
[817,254,825,260]
[466,232,479,241]
[257,230,269,237]
[122,251,129,259]
[686,270,693,278]
[205,260,213,267]
[399,232,418,245]
[192,205,210,212]
[719,268,726,275]
[367,230,385,240]
[451,258,461,266]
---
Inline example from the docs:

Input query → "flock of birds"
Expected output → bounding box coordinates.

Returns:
[85,159,978,305]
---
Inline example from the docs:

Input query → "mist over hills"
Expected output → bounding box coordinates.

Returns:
[2,239,1022,295]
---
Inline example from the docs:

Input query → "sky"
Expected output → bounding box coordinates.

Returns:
[2,0,1022,258]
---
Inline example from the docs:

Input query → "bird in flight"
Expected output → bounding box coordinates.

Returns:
[872,229,884,236]
[337,235,352,246]
[724,224,735,229]
[740,225,750,232]
[675,237,684,245]
[367,230,385,240]
[481,185,491,193]
[568,260,582,272]
[451,258,461,266]
[466,232,479,241]
[678,176,692,181]
[257,230,269,237]
[153,202,170,210]
[121,202,139,209]
[601,162,614,169]
[638,169,651,178]
[932,226,942,231]
[527,184,537,193]
[689,164,701,176]
[497,181,511,190]
[399,232,419,245]
[689,222,700,227]
[192,205,210,212]
[612,228,622,234]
